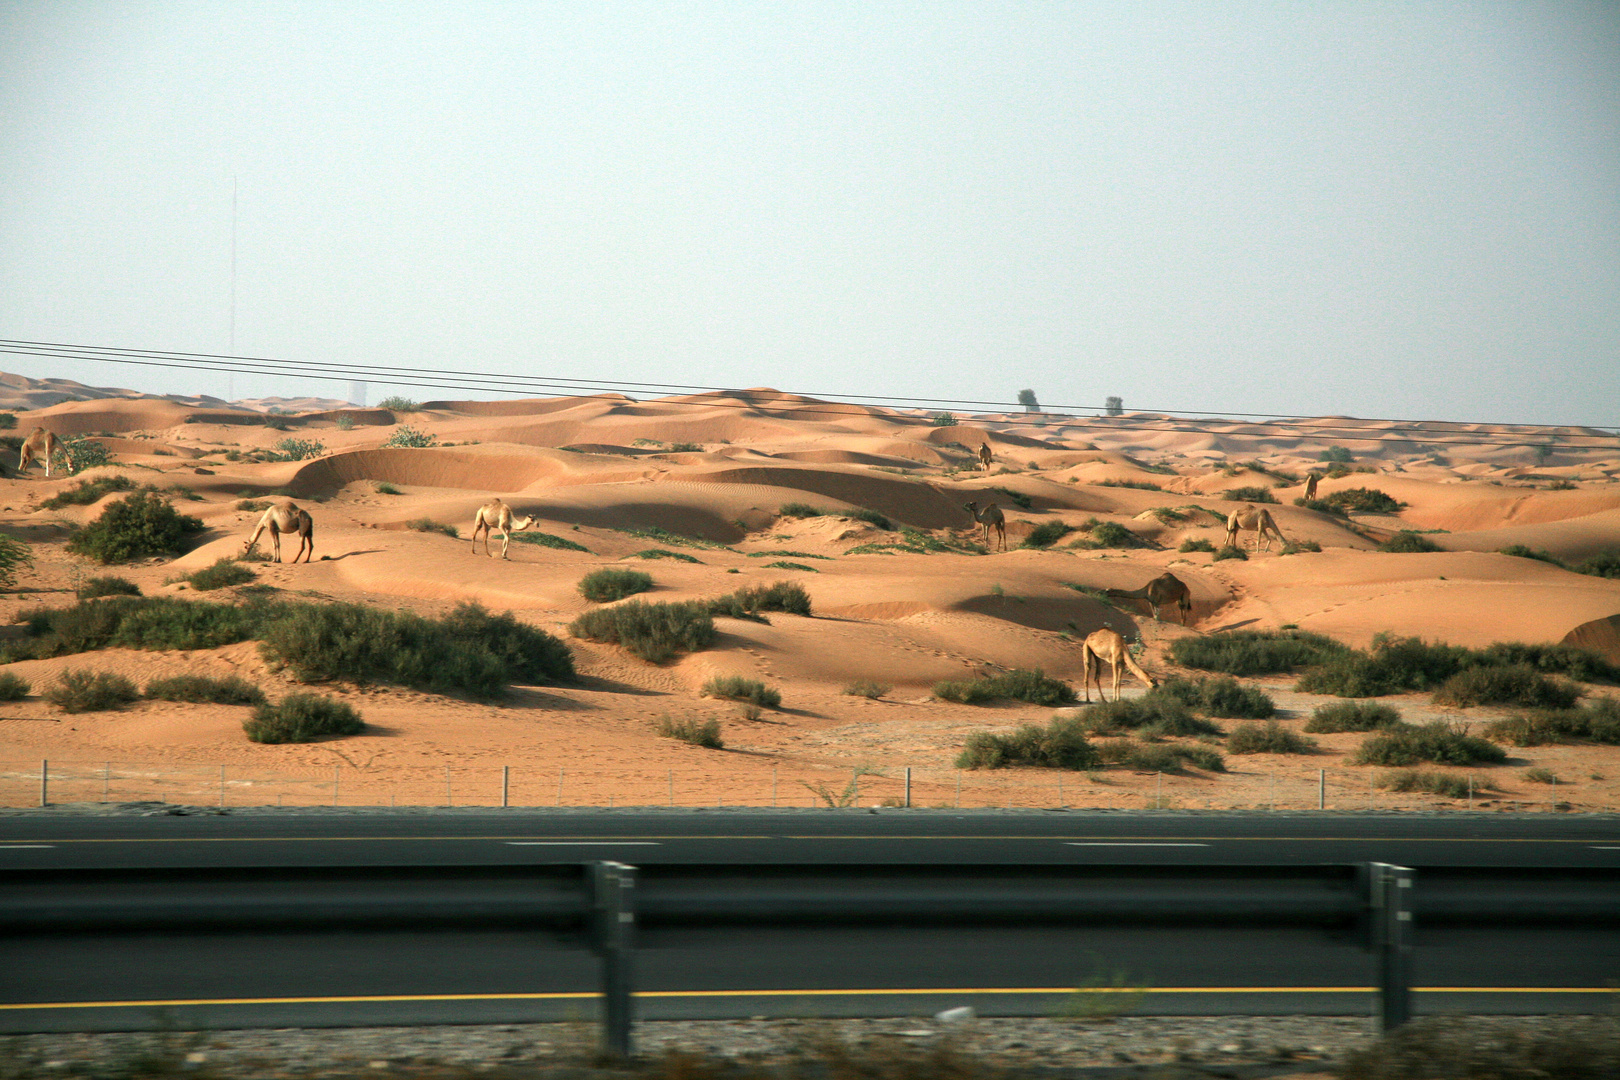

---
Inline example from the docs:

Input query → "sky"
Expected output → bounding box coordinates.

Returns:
[1,2,1616,427]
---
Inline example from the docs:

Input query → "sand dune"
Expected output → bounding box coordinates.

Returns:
[2,376,1618,812]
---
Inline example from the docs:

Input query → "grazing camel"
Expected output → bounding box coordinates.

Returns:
[963,500,1006,552]
[243,499,314,563]
[1303,472,1320,501]
[978,443,993,471]
[1224,504,1287,553]
[1106,572,1193,625]
[1080,627,1157,703]
[17,428,61,477]
[471,498,535,559]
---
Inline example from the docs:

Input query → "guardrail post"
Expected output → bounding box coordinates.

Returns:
[591,861,637,1058]
[1368,862,1414,1032]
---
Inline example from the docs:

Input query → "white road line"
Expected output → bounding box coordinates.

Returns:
[0,845,54,849]
[1065,842,1209,847]
[504,841,662,846]
[1591,846,1620,850]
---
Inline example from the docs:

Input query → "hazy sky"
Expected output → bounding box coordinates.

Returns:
[2,2,1616,426]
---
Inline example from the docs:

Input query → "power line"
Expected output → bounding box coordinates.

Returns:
[2,338,1615,453]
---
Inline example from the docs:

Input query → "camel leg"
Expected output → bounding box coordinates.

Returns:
[995,521,1006,551]
[268,521,282,563]
[498,526,509,560]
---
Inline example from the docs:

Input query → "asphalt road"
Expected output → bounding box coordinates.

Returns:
[2,810,1617,1031]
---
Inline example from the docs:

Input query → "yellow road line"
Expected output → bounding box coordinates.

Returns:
[6,834,1616,844]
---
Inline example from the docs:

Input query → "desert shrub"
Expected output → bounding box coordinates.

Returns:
[1522,767,1559,785]
[1319,446,1353,463]
[1279,540,1322,554]
[45,669,139,712]
[707,581,812,619]
[408,517,458,538]
[78,576,141,599]
[1224,486,1277,503]
[778,502,825,518]
[701,675,781,708]
[0,412,13,429]
[1380,531,1442,553]
[0,533,32,590]
[1476,641,1620,684]
[1227,720,1318,755]
[746,549,832,561]
[847,507,893,530]
[378,396,419,411]
[1342,1016,1620,1080]
[375,481,402,495]
[1095,739,1224,773]
[272,438,325,461]
[56,434,111,474]
[655,714,722,749]
[1498,543,1563,565]
[5,595,259,659]
[1296,634,1470,697]
[930,412,957,426]
[243,693,364,743]
[235,499,271,512]
[144,674,266,706]
[992,487,1034,510]
[1432,663,1581,709]
[1213,545,1248,561]
[438,603,575,684]
[510,531,591,552]
[764,560,817,572]
[621,525,730,550]
[1072,695,1220,737]
[630,548,698,562]
[1088,521,1140,548]
[1321,487,1402,514]
[957,715,1099,770]
[1305,700,1403,733]
[843,680,889,699]
[1098,479,1162,491]
[1152,676,1275,719]
[335,414,356,431]
[1573,551,1620,579]
[934,669,1076,707]
[1021,521,1074,549]
[1178,537,1216,553]
[1483,699,1620,746]
[1170,629,1348,676]
[40,474,137,509]
[0,671,30,700]
[182,558,256,591]
[382,425,435,448]
[667,441,702,453]
[579,568,653,602]
[569,599,716,663]
[1351,722,1506,767]
[66,490,205,564]
[1294,497,1349,517]
[1377,770,1487,799]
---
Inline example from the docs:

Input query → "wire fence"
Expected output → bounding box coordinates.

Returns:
[0,758,1593,813]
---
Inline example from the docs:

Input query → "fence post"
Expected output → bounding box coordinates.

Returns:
[502,766,510,809]
[1368,862,1414,1032]
[220,765,226,809]
[103,761,110,803]
[904,767,911,809]
[446,765,452,808]
[591,861,637,1058]
[39,759,47,808]
[1319,769,1325,810]
[333,766,340,807]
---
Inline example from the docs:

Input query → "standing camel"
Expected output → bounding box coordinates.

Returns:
[978,443,993,471]
[243,499,314,563]
[1080,627,1157,703]
[1106,572,1192,625]
[17,428,62,477]
[471,498,535,559]
[1224,504,1287,553]
[1303,472,1320,501]
[963,500,1006,551]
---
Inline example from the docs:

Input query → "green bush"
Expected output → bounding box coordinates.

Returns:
[375,482,403,495]
[1294,497,1349,517]
[408,517,457,537]
[5,595,259,660]
[1498,543,1563,565]
[378,396,419,411]
[1305,701,1403,733]
[1169,629,1348,676]
[569,599,717,663]
[56,434,111,474]
[1094,738,1225,773]
[1152,676,1275,719]
[1432,663,1581,709]
[655,714,722,749]
[511,531,591,552]
[272,438,325,461]
[1021,521,1074,549]
[957,716,1099,770]
[1351,722,1506,767]
[1178,537,1216,553]
[144,674,266,706]
[243,693,364,743]
[843,680,889,699]
[1321,487,1402,514]
[1319,446,1353,463]
[763,560,817,572]
[1573,551,1620,579]
[930,412,957,426]
[77,575,142,599]
[0,412,13,430]
[1483,699,1620,746]
[66,490,205,564]
[1087,521,1140,548]
[579,568,654,602]
[438,603,576,685]
[1079,692,1223,737]
[707,581,812,619]
[1224,486,1277,503]
[848,507,893,530]
[0,533,32,590]
[0,671,30,701]
[183,558,256,591]
[1377,770,1487,799]
[746,549,832,561]
[620,525,729,550]
[701,675,781,708]
[1475,642,1620,684]
[779,502,825,518]
[1279,540,1322,554]
[45,669,139,712]
[934,669,1076,707]
[1213,545,1248,561]
[1227,720,1318,755]
[992,487,1034,510]
[630,548,699,562]
[383,425,435,448]
[1295,634,1470,697]
[1380,531,1442,553]
[40,474,136,509]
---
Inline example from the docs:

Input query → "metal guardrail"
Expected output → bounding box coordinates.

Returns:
[5,861,1619,1056]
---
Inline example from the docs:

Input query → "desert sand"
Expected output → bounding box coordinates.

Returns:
[1,376,1617,812]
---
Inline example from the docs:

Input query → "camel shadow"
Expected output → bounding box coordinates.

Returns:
[317,549,388,561]
[502,687,600,712]
[570,675,668,698]
[1206,618,1261,633]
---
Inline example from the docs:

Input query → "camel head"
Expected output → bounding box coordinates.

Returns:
[512,514,536,532]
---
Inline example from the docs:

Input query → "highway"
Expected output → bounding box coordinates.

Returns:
[2,810,1617,1032]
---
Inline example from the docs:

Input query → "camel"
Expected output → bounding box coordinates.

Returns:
[978,443,993,471]
[1080,627,1157,703]
[243,499,314,563]
[963,500,1006,551]
[1303,473,1320,501]
[1106,572,1193,625]
[471,498,535,559]
[1224,504,1287,553]
[17,428,62,477]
